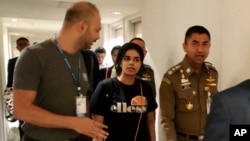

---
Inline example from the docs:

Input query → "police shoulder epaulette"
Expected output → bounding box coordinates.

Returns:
[205,62,217,71]
[167,64,181,76]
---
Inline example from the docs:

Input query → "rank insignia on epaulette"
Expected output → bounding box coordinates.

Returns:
[175,65,181,69]
[168,70,173,75]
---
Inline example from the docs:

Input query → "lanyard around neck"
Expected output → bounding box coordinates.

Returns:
[55,40,82,95]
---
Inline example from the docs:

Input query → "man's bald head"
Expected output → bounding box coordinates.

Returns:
[63,1,99,25]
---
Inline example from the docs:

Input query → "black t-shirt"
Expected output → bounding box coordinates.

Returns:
[90,78,158,141]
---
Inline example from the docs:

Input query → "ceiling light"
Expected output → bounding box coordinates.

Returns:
[111,11,122,15]
[11,18,17,22]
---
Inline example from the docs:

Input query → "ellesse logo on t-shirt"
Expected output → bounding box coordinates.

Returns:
[110,96,148,113]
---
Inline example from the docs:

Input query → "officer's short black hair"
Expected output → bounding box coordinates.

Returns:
[111,45,121,55]
[184,25,210,44]
[95,47,106,54]
[16,37,29,44]
[115,43,144,76]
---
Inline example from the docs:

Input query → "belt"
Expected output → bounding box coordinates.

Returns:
[177,132,204,140]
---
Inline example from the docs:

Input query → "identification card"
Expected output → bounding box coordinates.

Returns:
[76,95,87,117]
[207,91,212,114]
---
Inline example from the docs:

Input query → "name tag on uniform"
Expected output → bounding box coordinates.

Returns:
[76,95,86,117]
[182,85,192,90]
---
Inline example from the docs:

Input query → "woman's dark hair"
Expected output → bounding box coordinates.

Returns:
[115,42,144,76]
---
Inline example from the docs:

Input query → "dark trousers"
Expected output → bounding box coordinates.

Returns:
[22,134,91,141]
[19,120,24,141]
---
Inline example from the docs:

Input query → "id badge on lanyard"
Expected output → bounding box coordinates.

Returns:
[76,95,87,117]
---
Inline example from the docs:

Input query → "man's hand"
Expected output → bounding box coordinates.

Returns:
[74,117,109,139]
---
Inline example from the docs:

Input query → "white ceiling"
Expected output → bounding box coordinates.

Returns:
[0,0,142,44]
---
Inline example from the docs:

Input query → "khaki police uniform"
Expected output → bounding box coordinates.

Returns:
[159,56,218,141]
[137,64,156,97]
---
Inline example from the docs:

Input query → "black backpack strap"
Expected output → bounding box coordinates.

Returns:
[103,79,113,96]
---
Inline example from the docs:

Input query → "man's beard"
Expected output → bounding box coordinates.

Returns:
[78,37,91,50]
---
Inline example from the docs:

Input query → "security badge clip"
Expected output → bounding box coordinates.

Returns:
[76,94,87,117]
[204,86,212,114]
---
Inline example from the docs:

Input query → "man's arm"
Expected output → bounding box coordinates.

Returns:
[92,114,105,141]
[204,93,230,141]
[159,76,176,141]
[13,89,108,139]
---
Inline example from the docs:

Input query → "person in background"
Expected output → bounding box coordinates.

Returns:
[130,37,156,98]
[99,45,121,80]
[6,37,30,141]
[159,25,218,141]
[95,47,109,69]
[90,42,158,141]
[7,37,30,88]
[13,1,108,141]
[204,79,250,141]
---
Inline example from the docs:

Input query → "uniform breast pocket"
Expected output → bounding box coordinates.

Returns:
[176,89,198,112]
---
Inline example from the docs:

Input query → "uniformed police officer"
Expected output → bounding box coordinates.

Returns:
[130,37,156,98]
[159,25,218,141]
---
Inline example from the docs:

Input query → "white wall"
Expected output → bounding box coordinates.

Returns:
[221,0,250,88]
[141,0,250,140]
[0,17,9,141]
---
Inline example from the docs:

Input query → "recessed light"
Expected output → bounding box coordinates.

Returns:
[111,11,122,15]
[11,18,17,22]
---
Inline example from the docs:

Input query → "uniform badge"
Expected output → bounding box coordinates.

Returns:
[206,76,215,83]
[204,86,209,91]
[206,76,216,86]
[180,69,191,89]
[141,73,151,81]
[186,102,193,110]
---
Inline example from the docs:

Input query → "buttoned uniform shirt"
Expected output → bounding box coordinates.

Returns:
[159,56,218,141]
[136,64,156,98]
